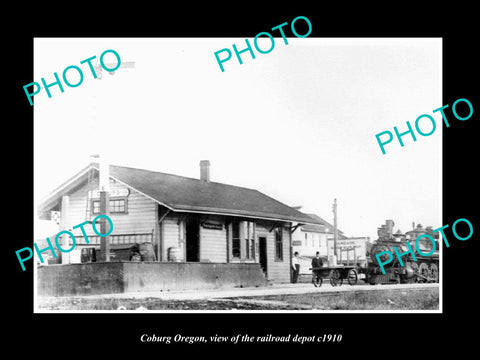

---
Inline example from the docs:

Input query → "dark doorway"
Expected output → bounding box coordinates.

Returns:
[259,236,267,274]
[186,216,200,262]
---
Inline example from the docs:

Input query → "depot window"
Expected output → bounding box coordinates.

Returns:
[245,221,255,260]
[232,220,241,258]
[92,197,128,214]
[275,227,283,261]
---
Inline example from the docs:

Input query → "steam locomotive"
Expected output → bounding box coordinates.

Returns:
[366,220,439,284]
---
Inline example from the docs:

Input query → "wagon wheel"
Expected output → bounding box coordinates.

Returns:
[330,269,343,287]
[428,263,439,283]
[312,273,323,288]
[418,263,429,283]
[347,269,358,286]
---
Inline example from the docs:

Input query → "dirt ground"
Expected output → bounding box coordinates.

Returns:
[37,286,439,311]
[38,297,302,310]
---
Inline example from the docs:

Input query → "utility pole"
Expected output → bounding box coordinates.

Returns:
[92,59,134,262]
[99,191,111,262]
[98,157,110,262]
[333,198,338,258]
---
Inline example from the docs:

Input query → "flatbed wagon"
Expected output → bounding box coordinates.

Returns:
[310,265,359,287]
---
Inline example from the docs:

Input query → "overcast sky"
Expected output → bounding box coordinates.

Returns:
[34,37,442,241]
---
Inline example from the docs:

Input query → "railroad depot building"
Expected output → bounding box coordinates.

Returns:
[36,161,321,296]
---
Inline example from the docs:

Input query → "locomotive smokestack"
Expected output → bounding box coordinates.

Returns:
[385,220,394,238]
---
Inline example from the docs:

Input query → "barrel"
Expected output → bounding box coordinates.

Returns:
[327,255,337,267]
[138,242,156,261]
[168,247,181,262]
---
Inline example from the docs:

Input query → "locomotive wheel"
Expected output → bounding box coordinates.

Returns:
[411,262,419,282]
[367,272,377,285]
[393,272,401,284]
[330,269,343,287]
[418,263,429,283]
[428,263,439,283]
[347,269,358,285]
[312,274,323,287]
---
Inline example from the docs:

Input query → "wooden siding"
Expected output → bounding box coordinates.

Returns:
[162,217,183,261]
[63,178,156,241]
[200,226,227,262]
[256,223,291,283]
[58,177,292,284]
[160,214,228,263]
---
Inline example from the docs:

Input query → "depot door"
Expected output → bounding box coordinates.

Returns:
[186,216,200,262]
[259,236,267,274]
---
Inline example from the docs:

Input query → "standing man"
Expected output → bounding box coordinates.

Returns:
[292,251,301,283]
[311,251,323,278]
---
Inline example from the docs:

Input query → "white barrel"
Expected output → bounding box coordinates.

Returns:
[328,255,337,266]
[168,247,181,262]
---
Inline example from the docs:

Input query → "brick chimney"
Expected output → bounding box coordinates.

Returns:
[200,160,210,182]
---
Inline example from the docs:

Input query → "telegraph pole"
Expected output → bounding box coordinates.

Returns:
[333,198,338,258]
[99,158,110,262]
[99,191,110,262]
[92,59,134,262]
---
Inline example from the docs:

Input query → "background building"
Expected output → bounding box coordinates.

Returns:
[292,212,368,274]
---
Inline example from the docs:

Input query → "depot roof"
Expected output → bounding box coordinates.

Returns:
[38,163,321,225]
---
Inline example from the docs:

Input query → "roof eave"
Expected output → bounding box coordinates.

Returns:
[36,164,323,226]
